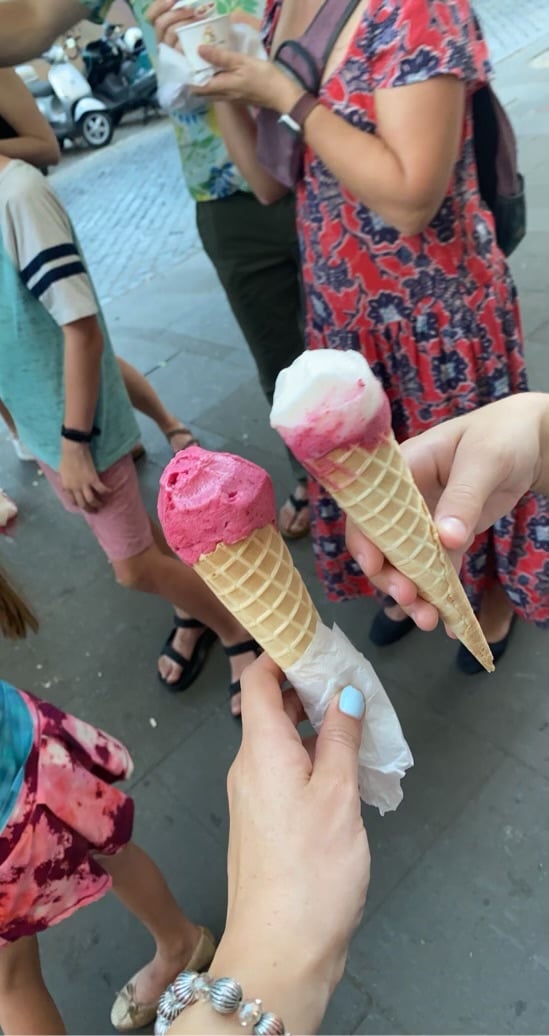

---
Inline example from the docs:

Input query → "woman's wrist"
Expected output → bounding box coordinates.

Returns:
[168,930,333,1035]
[209,930,333,1032]
[272,75,306,115]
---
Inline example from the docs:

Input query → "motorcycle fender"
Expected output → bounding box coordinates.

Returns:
[73,97,108,119]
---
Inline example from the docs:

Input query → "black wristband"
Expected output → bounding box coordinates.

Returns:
[61,424,100,444]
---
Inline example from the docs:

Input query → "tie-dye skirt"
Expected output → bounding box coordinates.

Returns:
[0,690,134,945]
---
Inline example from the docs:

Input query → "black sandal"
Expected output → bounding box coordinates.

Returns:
[158,616,217,693]
[280,492,310,541]
[224,639,262,720]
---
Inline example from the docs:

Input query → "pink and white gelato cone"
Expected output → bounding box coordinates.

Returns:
[158,445,413,813]
[270,350,494,674]
[158,446,320,669]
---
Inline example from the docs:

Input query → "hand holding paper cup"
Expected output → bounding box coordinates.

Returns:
[174,9,232,84]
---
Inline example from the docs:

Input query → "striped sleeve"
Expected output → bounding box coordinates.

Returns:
[2,166,98,327]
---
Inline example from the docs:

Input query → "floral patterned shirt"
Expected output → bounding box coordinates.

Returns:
[83,0,263,201]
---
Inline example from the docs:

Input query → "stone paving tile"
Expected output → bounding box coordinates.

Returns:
[51,119,198,305]
[475,0,549,62]
[348,757,549,1035]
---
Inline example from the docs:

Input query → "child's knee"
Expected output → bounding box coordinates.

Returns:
[113,552,158,594]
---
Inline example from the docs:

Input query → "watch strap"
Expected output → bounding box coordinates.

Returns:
[288,91,321,129]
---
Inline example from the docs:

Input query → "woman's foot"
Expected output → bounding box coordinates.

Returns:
[279,482,310,539]
[369,603,415,646]
[111,926,216,1032]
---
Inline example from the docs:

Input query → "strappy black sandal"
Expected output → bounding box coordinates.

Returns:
[224,639,262,720]
[280,491,310,540]
[158,616,217,693]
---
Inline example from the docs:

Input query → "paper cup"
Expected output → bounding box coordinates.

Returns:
[175,14,231,83]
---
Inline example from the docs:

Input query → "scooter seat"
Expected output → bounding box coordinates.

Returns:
[29,79,54,98]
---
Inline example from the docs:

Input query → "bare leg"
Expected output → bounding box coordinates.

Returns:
[0,935,65,1035]
[113,522,257,691]
[101,843,201,1004]
[117,357,194,451]
[478,580,514,642]
[0,399,17,436]
[279,479,310,538]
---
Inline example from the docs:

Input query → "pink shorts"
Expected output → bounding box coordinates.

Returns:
[41,454,153,562]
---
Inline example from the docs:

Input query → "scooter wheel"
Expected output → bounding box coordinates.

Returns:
[79,110,114,148]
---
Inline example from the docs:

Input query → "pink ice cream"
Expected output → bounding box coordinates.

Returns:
[270,350,391,463]
[158,446,276,565]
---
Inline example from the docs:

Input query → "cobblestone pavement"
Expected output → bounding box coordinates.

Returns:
[475,0,549,63]
[51,117,198,305]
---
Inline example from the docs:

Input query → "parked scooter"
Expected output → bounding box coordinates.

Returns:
[81,24,160,126]
[16,43,114,149]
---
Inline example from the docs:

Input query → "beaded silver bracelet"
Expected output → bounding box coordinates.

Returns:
[154,971,288,1035]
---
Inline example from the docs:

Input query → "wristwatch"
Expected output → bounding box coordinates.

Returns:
[278,92,320,135]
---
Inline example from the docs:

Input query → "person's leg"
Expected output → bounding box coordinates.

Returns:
[114,525,256,704]
[40,455,256,706]
[196,192,310,535]
[117,357,195,452]
[0,936,66,1035]
[101,843,207,1004]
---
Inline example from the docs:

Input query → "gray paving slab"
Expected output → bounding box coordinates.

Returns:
[475,0,549,63]
[348,757,549,1036]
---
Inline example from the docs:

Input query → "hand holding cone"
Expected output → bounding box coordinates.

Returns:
[270,350,494,673]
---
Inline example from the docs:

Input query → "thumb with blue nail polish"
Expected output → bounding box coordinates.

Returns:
[314,684,365,782]
[339,684,366,720]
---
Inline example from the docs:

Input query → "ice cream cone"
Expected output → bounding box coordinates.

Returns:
[195,522,321,670]
[306,432,494,673]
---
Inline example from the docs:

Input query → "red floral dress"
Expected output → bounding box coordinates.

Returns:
[263,0,549,624]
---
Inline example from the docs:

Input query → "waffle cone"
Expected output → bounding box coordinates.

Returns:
[195,523,320,670]
[307,433,494,672]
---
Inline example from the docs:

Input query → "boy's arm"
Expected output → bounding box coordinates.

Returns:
[0,0,94,65]
[3,164,111,510]
[60,315,110,512]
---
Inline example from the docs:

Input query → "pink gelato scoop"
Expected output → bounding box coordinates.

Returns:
[270,349,391,461]
[158,446,276,566]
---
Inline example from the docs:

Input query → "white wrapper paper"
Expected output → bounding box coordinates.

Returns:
[157,26,266,110]
[285,622,413,814]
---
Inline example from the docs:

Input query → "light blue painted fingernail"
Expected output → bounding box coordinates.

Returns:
[339,685,365,719]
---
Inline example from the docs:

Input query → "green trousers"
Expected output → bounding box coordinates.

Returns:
[196,190,306,482]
